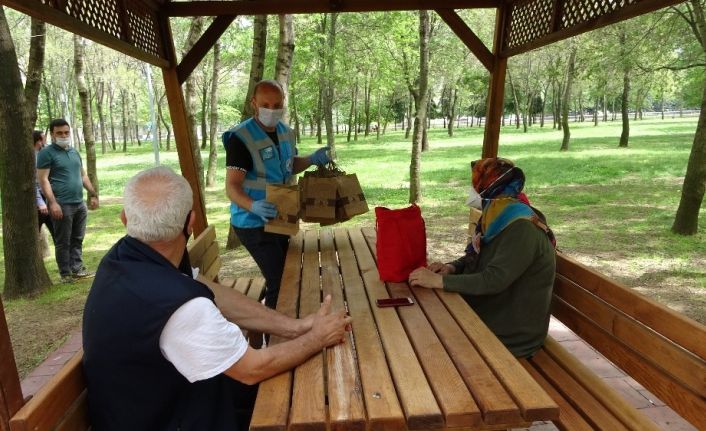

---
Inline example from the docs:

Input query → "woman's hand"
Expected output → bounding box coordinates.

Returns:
[409,267,444,289]
[427,262,455,275]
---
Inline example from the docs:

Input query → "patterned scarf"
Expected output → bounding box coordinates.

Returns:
[468,158,555,255]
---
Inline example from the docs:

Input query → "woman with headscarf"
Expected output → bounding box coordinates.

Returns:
[409,157,556,358]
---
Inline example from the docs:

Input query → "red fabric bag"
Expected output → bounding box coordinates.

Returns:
[375,204,427,282]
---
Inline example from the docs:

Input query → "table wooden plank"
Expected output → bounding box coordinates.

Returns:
[334,228,406,431]
[387,282,482,429]
[412,287,520,426]
[347,227,444,429]
[437,291,559,422]
[289,230,327,431]
[319,229,367,431]
[250,233,304,431]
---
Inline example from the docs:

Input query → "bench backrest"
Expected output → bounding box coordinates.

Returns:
[187,225,221,281]
[9,350,88,431]
[553,253,706,430]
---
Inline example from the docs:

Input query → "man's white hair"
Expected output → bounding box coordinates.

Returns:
[123,166,193,242]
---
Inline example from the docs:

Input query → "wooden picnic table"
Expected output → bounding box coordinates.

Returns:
[250,226,559,431]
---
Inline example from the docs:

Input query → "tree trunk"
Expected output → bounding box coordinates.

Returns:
[0,8,52,297]
[121,89,128,151]
[207,41,221,187]
[594,97,599,126]
[405,92,413,139]
[274,14,295,123]
[108,84,116,150]
[671,0,706,234]
[25,18,45,129]
[603,92,608,122]
[448,87,457,137]
[364,76,371,136]
[74,35,99,201]
[376,91,382,140]
[201,80,208,150]
[291,90,301,143]
[42,78,53,125]
[619,72,630,147]
[560,46,577,151]
[409,11,430,204]
[508,70,521,129]
[184,17,206,197]
[241,15,267,122]
[347,79,357,142]
[322,13,338,157]
[158,92,171,150]
[95,80,108,154]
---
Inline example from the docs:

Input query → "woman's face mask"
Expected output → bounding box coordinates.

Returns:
[465,186,482,209]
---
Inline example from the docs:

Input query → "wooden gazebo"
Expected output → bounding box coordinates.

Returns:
[0,0,697,430]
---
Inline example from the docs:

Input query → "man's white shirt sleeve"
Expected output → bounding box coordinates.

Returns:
[160,297,248,383]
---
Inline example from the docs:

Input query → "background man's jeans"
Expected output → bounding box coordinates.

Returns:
[53,202,87,276]
[233,226,289,309]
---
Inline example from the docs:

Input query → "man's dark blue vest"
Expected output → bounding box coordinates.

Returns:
[82,236,242,430]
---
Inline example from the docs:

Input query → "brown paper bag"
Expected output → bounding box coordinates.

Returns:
[300,174,337,222]
[336,173,368,219]
[264,184,300,236]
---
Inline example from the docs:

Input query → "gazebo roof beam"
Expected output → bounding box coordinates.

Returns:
[165,0,498,17]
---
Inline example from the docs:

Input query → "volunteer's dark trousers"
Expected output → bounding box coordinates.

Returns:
[232,226,290,309]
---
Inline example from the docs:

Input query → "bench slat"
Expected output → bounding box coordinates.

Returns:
[553,297,706,430]
[437,291,559,423]
[319,230,367,431]
[557,253,706,361]
[333,228,406,431]
[10,351,86,431]
[412,287,518,426]
[203,256,221,281]
[246,278,265,301]
[542,337,662,431]
[518,359,593,431]
[289,231,326,431]
[348,227,444,429]
[530,350,631,430]
[250,233,304,431]
[200,242,220,273]
[555,274,706,397]
[233,278,251,294]
[54,390,90,431]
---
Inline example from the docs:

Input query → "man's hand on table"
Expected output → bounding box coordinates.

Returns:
[311,294,352,347]
[409,266,444,289]
[427,262,455,275]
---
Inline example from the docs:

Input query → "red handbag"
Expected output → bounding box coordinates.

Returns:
[375,204,427,282]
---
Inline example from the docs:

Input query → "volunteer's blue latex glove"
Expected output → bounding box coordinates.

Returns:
[250,200,277,222]
[309,147,331,166]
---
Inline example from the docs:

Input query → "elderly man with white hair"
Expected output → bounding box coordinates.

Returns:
[82,166,351,431]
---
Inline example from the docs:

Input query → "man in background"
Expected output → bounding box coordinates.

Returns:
[37,119,98,283]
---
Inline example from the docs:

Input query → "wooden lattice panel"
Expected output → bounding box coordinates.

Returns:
[504,0,553,50]
[65,0,123,40]
[503,0,671,55]
[126,0,162,59]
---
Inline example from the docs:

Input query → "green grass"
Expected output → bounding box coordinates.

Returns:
[1,116,706,376]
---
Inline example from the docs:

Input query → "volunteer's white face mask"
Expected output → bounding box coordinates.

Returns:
[54,137,72,149]
[257,107,284,129]
[465,186,482,209]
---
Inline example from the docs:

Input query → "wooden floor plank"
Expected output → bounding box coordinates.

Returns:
[410,286,520,426]
[334,228,406,431]
[387,282,481,429]
[348,227,443,430]
[319,229,367,431]
[438,291,559,422]
[289,230,327,431]
[250,233,304,431]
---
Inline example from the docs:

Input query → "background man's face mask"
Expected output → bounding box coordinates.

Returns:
[54,137,72,148]
[257,107,284,128]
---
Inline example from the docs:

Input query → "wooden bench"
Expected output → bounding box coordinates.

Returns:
[9,225,266,431]
[521,253,706,430]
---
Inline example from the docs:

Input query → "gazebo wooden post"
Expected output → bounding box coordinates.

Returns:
[482,3,508,159]
[0,297,24,430]
[158,14,209,236]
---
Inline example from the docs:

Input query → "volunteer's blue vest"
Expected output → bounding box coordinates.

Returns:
[82,236,243,431]
[222,118,296,228]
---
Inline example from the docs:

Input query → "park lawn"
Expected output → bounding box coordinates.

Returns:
[1,116,705,377]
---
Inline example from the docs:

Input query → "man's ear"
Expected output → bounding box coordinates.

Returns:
[120,209,127,227]
[250,98,258,114]
[187,210,195,235]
